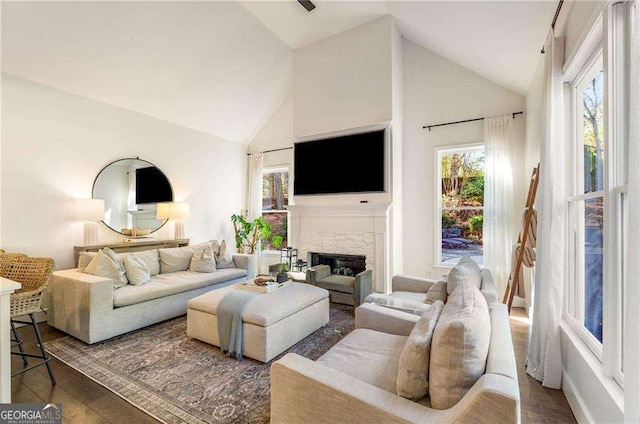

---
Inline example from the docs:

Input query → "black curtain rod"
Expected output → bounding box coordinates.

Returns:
[246,146,293,156]
[423,111,523,132]
[541,0,564,54]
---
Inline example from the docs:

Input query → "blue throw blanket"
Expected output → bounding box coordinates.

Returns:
[217,289,259,359]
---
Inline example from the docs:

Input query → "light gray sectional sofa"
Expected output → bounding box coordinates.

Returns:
[271,267,520,424]
[47,249,255,344]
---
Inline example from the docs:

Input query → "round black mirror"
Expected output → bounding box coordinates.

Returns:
[92,158,173,236]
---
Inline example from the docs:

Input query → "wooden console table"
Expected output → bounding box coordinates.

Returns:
[74,238,189,267]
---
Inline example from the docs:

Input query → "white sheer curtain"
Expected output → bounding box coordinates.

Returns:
[526,30,565,389]
[483,114,514,299]
[246,152,263,220]
[624,1,640,421]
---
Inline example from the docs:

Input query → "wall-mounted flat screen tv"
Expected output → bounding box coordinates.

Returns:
[135,167,173,204]
[294,129,385,196]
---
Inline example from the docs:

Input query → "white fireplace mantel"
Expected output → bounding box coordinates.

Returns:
[287,202,392,292]
[287,203,391,216]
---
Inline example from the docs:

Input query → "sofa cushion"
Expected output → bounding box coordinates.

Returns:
[429,282,490,409]
[389,291,427,303]
[316,275,355,294]
[77,252,97,272]
[103,247,128,284]
[364,293,430,315]
[126,249,160,276]
[317,328,407,394]
[190,247,217,273]
[79,249,161,276]
[479,269,498,305]
[159,246,195,273]
[84,250,128,288]
[124,254,151,286]
[113,268,246,308]
[187,282,328,327]
[212,240,235,269]
[396,300,444,400]
[447,256,482,295]
[425,280,448,305]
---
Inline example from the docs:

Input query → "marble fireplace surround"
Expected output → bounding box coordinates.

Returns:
[287,203,392,293]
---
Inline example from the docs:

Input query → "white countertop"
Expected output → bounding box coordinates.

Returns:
[0,277,21,295]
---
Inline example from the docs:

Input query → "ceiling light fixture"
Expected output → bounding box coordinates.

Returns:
[297,0,316,12]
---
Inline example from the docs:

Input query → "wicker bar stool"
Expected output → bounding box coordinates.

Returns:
[1,254,56,384]
[0,252,29,365]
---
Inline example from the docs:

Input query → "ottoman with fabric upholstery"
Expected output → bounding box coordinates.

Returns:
[186,282,329,362]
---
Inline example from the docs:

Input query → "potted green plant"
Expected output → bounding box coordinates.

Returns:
[231,213,285,276]
[231,213,283,254]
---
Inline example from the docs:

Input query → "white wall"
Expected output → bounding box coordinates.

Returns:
[2,1,293,143]
[249,94,294,158]
[1,73,246,270]
[560,324,624,423]
[390,22,404,277]
[293,16,393,138]
[562,1,600,63]
[402,38,526,291]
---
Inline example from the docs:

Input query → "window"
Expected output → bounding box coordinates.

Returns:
[568,53,605,345]
[436,145,485,266]
[565,2,630,385]
[261,167,289,251]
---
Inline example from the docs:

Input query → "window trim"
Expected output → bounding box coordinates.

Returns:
[434,143,485,268]
[261,165,291,254]
[567,44,605,360]
[603,2,630,386]
[563,1,630,389]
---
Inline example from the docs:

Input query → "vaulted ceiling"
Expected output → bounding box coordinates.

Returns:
[240,0,559,95]
[1,1,293,143]
[2,1,558,144]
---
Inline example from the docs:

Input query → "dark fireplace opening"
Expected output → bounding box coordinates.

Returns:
[308,252,366,276]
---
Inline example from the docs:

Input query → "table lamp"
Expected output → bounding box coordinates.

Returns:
[157,202,190,239]
[76,199,105,245]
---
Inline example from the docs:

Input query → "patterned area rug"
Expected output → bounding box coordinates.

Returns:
[45,304,354,424]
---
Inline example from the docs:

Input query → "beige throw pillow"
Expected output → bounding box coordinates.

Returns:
[128,250,160,276]
[425,279,448,305]
[159,246,195,273]
[447,256,481,295]
[429,283,491,409]
[84,250,128,289]
[103,247,125,268]
[77,252,97,273]
[124,255,151,286]
[190,247,217,273]
[212,240,234,269]
[396,301,445,400]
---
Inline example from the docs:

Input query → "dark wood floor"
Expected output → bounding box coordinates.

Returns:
[11,308,576,423]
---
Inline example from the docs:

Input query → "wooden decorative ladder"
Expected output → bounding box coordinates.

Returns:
[503,164,540,313]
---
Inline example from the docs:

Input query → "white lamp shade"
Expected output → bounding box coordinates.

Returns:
[76,199,105,222]
[157,202,189,220]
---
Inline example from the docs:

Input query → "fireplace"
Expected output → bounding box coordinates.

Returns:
[308,252,367,276]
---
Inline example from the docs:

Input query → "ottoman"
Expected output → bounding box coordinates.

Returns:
[187,282,329,362]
